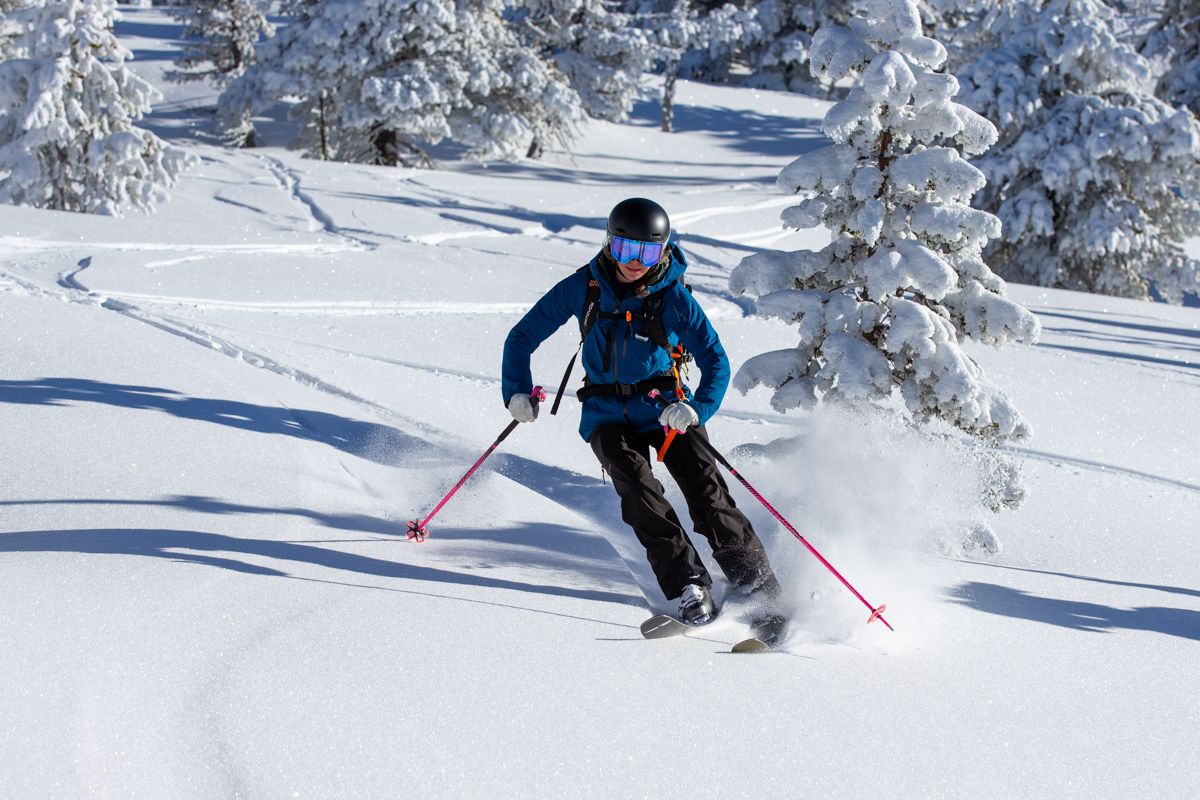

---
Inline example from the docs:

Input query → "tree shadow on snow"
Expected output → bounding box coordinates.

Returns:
[0,495,405,537]
[630,97,830,159]
[0,378,443,469]
[1037,309,1200,344]
[490,451,665,603]
[318,191,606,236]
[0,378,662,603]
[0,527,643,607]
[1032,343,1199,372]
[947,559,1200,601]
[1031,308,1200,372]
[948,582,1200,642]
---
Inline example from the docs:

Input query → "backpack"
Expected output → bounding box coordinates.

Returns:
[549,264,691,416]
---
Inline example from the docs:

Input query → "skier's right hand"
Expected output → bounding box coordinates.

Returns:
[508,393,537,423]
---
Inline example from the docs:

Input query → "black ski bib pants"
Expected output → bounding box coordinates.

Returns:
[589,422,777,601]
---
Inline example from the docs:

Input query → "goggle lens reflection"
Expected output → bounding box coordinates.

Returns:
[611,235,665,266]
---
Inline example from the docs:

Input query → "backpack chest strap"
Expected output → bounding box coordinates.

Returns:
[598,309,647,323]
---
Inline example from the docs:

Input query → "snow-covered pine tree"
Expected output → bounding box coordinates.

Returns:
[218,0,584,166]
[164,0,275,89]
[613,0,705,132]
[729,0,1040,444]
[521,0,656,125]
[957,0,1200,302]
[918,0,1044,73]
[1141,0,1200,118]
[2,1,38,60]
[684,0,861,98]
[0,0,195,214]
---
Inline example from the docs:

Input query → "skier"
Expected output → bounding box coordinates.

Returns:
[501,198,782,627]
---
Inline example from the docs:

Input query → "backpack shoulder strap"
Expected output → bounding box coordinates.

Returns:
[551,264,600,416]
[578,267,602,340]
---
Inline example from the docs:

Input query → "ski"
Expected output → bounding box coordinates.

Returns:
[731,612,788,653]
[731,637,773,653]
[640,614,690,639]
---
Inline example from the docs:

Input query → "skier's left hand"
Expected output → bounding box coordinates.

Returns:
[508,393,538,423]
[659,402,699,433]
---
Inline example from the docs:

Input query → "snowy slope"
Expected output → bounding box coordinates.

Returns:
[1,7,1197,799]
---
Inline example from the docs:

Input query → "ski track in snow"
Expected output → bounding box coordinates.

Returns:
[0,234,368,258]
[1001,446,1200,495]
[7,263,799,430]
[255,154,372,250]
[88,294,535,316]
[0,266,447,442]
[294,170,805,252]
[670,199,795,225]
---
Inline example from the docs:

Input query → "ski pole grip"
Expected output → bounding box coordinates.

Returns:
[530,384,547,418]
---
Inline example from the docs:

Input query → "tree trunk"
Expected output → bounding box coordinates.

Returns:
[373,128,400,166]
[527,137,544,159]
[318,90,332,161]
[662,61,678,133]
[372,128,437,169]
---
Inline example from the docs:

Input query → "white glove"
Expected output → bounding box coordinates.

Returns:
[508,393,537,423]
[658,402,699,432]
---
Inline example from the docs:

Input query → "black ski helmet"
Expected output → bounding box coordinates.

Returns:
[607,198,670,243]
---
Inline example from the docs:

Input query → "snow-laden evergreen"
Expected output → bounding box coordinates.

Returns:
[164,0,274,89]
[729,0,1040,444]
[627,1,1032,101]
[958,0,1200,302]
[2,0,33,50]
[919,0,1044,73]
[520,0,656,124]
[1141,0,1200,118]
[679,0,860,98]
[617,0,705,132]
[218,0,584,164]
[0,0,194,214]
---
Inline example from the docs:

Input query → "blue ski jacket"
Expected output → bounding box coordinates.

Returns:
[502,243,731,442]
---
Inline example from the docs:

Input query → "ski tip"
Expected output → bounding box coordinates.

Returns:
[731,638,773,653]
[640,614,689,639]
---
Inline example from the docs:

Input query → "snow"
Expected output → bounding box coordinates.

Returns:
[1,6,1198,798]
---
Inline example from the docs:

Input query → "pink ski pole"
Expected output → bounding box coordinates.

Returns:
[407,386,546,542]
[648,390,893,630]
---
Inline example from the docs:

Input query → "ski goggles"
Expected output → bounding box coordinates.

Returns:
[610,235,666,266]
